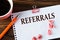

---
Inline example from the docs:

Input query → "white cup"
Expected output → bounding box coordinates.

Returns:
[0,0,13,20]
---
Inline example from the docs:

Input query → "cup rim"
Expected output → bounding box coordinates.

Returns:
[0,0,13,17]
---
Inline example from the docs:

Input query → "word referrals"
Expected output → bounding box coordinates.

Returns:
[21,12,55,24]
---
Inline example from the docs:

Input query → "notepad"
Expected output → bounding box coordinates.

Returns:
[11,5,60,40]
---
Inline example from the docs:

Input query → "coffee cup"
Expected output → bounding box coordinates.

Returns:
[0,0,13,20]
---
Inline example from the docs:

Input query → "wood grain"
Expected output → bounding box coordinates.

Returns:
[0,0,60,40]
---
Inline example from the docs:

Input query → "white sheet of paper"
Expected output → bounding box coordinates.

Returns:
[11,5,60,40]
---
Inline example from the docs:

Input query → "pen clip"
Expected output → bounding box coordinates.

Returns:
[32,5,39,13]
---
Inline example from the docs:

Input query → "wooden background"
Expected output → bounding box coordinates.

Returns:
[0,0,60,40]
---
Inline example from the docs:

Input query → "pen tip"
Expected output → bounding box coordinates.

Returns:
[16,14,20,18]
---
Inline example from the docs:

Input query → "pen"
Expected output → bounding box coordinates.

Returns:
[0,15,19,39]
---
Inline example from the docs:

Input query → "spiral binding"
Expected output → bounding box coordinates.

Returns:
[11,15,17,40]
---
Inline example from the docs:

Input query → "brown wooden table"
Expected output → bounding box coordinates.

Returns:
[0,0,60,40]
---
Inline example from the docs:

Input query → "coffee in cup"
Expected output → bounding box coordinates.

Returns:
[0,0,13,20]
